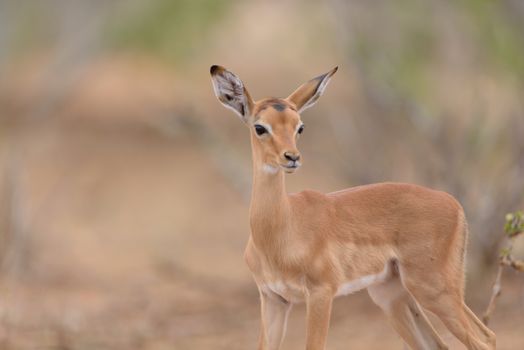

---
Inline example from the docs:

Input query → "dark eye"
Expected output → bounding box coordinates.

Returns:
[254,125,268,136]
[297,125,305,134]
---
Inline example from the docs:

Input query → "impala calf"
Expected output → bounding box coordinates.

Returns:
[210,65,496,350]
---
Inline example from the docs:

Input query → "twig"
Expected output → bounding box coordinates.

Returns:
[482,264,503,325]
[482,211,524,325]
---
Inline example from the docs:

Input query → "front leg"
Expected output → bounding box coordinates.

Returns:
[305,287,334,350]
[258,289,292,350]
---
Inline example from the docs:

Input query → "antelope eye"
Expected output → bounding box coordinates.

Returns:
[297,125,305,134]
[254,125,268,136]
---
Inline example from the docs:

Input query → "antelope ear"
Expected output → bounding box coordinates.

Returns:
[210,65,255,122]
[286,66,338,113]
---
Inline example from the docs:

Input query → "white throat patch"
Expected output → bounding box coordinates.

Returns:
[262,164,279,174]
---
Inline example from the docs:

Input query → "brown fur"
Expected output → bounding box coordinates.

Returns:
[210,66,496,350]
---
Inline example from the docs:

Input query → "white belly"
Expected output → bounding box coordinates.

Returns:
[335,273,384,296]
[336,263,391,296]
[261,264,391,302]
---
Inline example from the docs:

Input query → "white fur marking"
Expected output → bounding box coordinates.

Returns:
[262,164,279,174]
[295,122,304,135]
[267,281,287,295]
[335,264,390,297]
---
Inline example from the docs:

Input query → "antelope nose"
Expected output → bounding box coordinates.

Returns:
[284,152,300,162]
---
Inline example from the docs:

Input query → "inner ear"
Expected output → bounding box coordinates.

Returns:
[286,66,338,113]
[210,65,255,122]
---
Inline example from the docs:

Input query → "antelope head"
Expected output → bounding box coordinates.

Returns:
[210,65,337,174]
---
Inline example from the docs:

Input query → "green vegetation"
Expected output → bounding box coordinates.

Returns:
[350,0,436,105]
[499,211,524,266]
[462,0,524,80]
[106,0,233,62]
[483,210,523,324]
[504,211,524,238]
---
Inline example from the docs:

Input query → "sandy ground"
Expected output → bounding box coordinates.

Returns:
[0,121,522,350]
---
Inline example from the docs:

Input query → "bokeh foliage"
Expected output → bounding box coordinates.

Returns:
[106,0,233,62]
[462,0,524,80]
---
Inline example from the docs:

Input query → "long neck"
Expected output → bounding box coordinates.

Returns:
[249,135,290,250]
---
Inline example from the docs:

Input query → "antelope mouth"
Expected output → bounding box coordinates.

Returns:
[280,162,301,173]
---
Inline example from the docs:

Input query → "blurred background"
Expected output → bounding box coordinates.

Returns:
[0,0,523,349]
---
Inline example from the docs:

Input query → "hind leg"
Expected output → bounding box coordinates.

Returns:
[368,271,448,350]
[401,273,495,350]
[412,293,495,350]
[463,306,496,348]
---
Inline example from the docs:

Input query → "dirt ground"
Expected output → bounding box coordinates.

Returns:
[0,122,521,350]
[0,56,522,349]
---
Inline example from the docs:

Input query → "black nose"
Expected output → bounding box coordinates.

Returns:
[284,152,300,162]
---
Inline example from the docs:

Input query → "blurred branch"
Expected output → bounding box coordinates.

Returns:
[0,148,31,279]
[28,1,110,122]
[0,0,114,281]
[483,211,524,325]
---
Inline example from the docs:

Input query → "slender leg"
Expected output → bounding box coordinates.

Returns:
[398,223,496,350]
[368,274,448,350]
[410,293,496,350]
[400,270,495,350]
[305,288,334,350]
[258,290,292,350]
[463,306,496,349]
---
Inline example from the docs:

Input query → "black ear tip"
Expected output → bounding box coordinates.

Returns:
[210,65,222,75]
